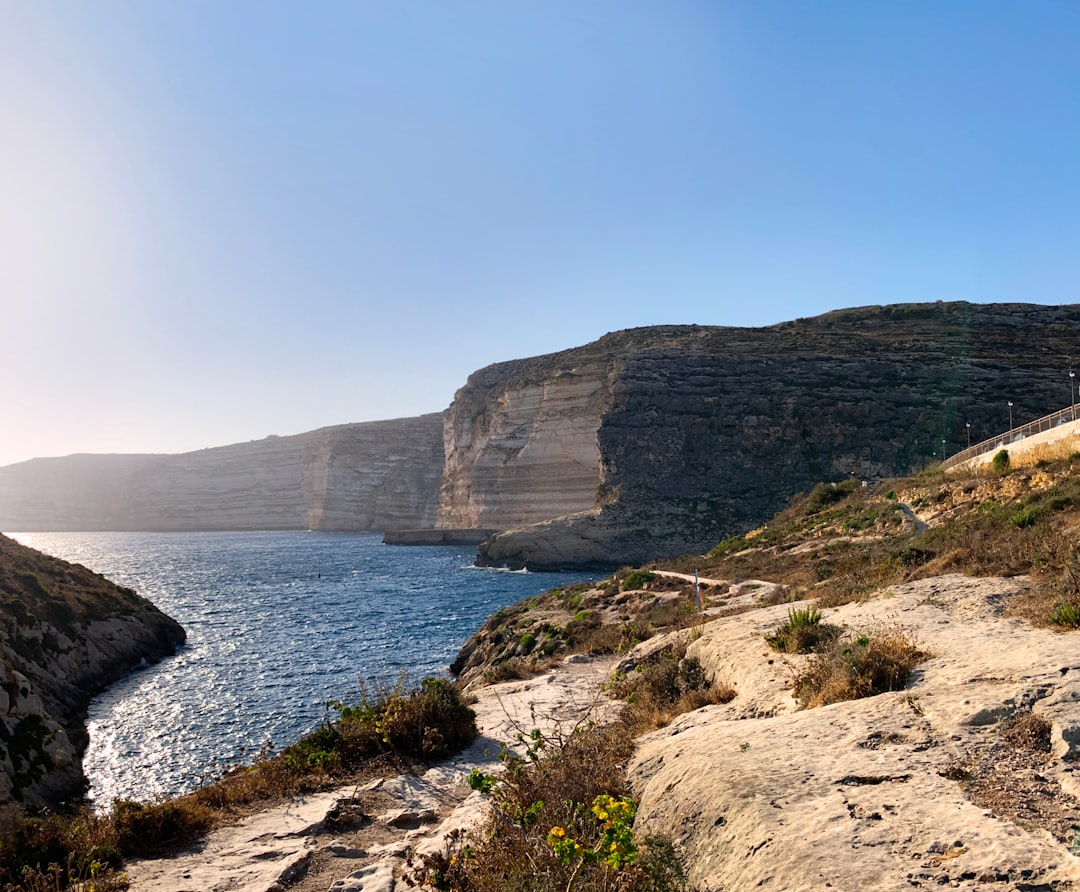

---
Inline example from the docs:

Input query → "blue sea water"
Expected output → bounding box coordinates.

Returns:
[10,531,597,807]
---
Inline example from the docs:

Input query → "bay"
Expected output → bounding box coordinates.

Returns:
[10,531,597,806]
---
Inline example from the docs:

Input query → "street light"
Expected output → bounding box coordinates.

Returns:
[941,438,947,461]
[1008,401,1014,432]
[1071,369,1076,422]
[966,422,971,448]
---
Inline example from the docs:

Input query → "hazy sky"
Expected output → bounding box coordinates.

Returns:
[3,2,1079,467]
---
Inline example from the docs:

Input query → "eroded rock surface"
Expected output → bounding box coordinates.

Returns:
[630,574,1080,890]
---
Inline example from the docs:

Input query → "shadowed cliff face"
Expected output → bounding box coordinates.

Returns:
[461,302,1080,569]
[0,415,444,533]
[0,534,185,810]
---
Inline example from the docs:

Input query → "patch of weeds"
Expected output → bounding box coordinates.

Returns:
[1011,505,1045,528]
[405,720,686,892]
[708,535,747,559]
[611,645,735,731]
[764,605,841,654]
[793,627,927,708]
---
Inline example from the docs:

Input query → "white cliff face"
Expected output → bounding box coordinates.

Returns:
[437,368,609,530]
[0,416,444,532]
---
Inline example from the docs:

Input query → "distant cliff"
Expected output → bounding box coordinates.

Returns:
[0,415,444,532]
[0,534,185,809]
[451,302,1080,569]
[6,303,1080,570]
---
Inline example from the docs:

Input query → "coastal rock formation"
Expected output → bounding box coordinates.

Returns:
[462,302,1080,569]
[0,415,444,532]
[0,534,185,809]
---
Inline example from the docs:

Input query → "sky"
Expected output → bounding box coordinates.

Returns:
[2,1,1079,467]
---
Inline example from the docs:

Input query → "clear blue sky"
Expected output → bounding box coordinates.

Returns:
[2,2,1079,467]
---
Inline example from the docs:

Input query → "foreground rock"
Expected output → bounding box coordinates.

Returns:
[0,534,185,809]
[631,574,1080,890]
[123,571,1080,891]
[126,655,617,892]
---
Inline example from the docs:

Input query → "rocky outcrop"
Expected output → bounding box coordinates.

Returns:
[0,534,185,809]
[465,303,1080,569]
[0,415,444,532]
[437,356,615,530]
[630,575,1080,890]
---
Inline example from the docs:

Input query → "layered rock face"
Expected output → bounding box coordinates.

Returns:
[0,534,185,809]
[0,415,444,532]
[462,303,1080,569]
[437,353,617,529]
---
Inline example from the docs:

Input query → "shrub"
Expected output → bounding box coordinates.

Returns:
[793,627,926,708]
[764,605,840,654]
[405,720,685,892]
[805,479,860,514]
[611,646,735,731]
[992,449,1010,475]
[1011,505,1045,529]
[622,570,657,591]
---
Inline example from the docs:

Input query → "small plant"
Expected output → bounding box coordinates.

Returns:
[622,570,657,591]
[1011,505,1045,529]
[992,448,1010,475]
[1050,599,1080,628]
[764,605,840,654]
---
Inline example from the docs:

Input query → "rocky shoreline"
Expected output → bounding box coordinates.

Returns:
[0,534,186,810]
[119,570,1080,891]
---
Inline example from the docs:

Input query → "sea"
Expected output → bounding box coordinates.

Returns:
[9,531,598,808]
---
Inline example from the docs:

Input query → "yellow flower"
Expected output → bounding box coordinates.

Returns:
[549,826,565,838]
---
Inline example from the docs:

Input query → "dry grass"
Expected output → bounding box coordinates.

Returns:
[405,716,687,892]
[793,626,927,708]
[611,641,736,732]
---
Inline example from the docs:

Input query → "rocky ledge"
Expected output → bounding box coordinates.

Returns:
[0,534,185,810]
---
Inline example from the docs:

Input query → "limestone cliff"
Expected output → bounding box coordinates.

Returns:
[462,302,1080,569]
[0,534,185,809]
[0,415,444,533]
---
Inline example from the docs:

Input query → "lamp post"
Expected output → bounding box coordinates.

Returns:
[1071,369,1076,422]
[1008,401,1013,433]
[966,422,971,448]
[941,438,947,461]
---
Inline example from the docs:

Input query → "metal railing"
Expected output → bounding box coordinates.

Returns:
[941,404,1080,471]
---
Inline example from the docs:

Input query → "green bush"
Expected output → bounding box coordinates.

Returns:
[1011,505,1045,529]
[622,570,657,591]
[805,479,860,514]
[992,449,1010,475]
